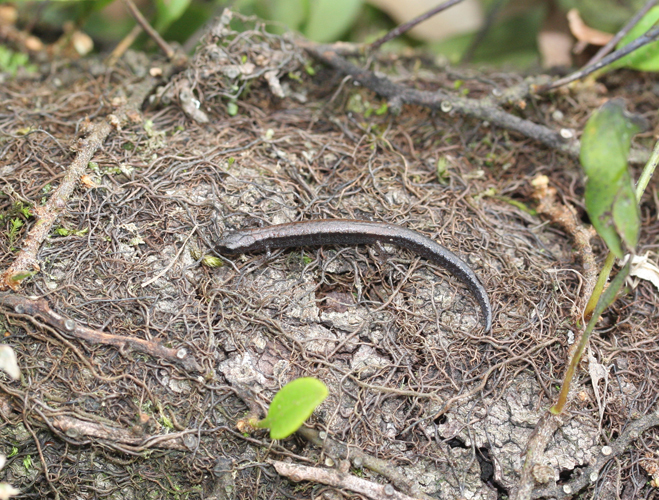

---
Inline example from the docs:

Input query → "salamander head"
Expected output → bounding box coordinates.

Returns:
[216,231,258,254]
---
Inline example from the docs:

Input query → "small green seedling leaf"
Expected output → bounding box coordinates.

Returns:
[256,377,328,440]
[436,157,449,185]
[55,227,89,238]
[201,255,223,268]
[580,99,644,258]
[614,7,659,71]
[226,101,238,116]
[160,414,174,430]
[375,102,388,116]
[8,271,36,284]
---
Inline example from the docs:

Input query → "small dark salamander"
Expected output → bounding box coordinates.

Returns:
[217,219,492,331]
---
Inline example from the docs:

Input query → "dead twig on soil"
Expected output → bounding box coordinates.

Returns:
[513,175,631,500]
[510,175,599,500]
[0,293,200,371]
[51,415,189,451]
[530,408,659,499]
[269,459,423,500]
[300,40,578,156]
[105,24,143,67]
[510,411,565,500]
[0,77,155,291]
[296,427,436,500]
[530,175,597,321]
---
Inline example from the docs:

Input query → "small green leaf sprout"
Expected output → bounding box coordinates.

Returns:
[252,377,328,440]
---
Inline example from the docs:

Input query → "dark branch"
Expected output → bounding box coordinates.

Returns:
[301,40,578,156]
[586,0,658,66]
[540,25,659,92]
[369,0,465,51]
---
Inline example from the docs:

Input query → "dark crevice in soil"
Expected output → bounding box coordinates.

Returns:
[476,446,509,500]
[558,463,588,484]
[445,437,467,448]
[433,414,447,425]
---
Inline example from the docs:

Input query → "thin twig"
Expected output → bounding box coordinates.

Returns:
[370,0,465,51]
[105,23,143,67]
[531,175,597,320]
[530,407,659,499]
[269,460,421,500]
[540,25,659,92]
[510,411,565,500]
[0,293,200,371]
[121,0,179,62]
[296,427,436,500]
[586,0,658,66]
[0,78,155,290]
[52,415,189,450]
[301,40,578,156]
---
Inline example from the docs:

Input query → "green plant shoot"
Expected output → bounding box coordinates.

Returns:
[551,259,631,414]
[553,99,654,413]
[255,377,328,440]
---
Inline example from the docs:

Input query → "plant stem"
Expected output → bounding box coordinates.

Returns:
[636,139,659,199]
[555,139,658,413]
[583,252,616,320]
[551,259,631,414]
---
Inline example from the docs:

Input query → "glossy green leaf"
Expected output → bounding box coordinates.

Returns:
[270,0,309,32]
[155,0,192,32]
[614,7,659,71]
[304,0,362,42]
[82,0,116,14]
[580,99,643,257]
[257,377,328,440]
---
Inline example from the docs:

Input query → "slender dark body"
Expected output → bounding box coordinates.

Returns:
[217,219,492,331]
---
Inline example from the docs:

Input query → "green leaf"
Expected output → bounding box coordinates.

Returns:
[614,7,659,71]
[269,0,309,32]
[580,99,643,257]
[155,0,192,32]
[256,377,328,440]
[303,0,362,43]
